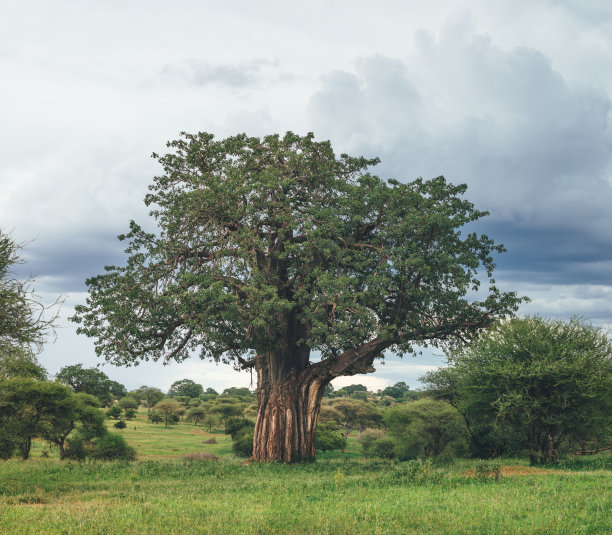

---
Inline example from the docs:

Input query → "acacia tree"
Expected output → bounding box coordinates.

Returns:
[331,398,382,439]
[0,230,61,360]
[43,392,105,460]
[56,364,126,406]
[153,399,183,427]
[423,316,612,463]
[72,132,521,462]
[131,385,165,411]
[168,378,204,398]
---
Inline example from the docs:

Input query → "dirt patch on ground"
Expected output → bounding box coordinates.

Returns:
[464,465,569,478]
[501,466,550,476]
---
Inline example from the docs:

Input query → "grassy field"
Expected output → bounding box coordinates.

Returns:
[1,409,610,534]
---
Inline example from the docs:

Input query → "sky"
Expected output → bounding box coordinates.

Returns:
[1,0,611,393]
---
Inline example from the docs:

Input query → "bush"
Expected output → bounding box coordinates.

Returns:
[373,437,396,459]
[225,418,254,440]
[63,435,90,461]
[359,429,385,458]
[315,425,347,452]
[92,432,136,461]
[232,432,254,457]
[384,398,468,460]
[474,460,501,482]
[124,408,137,420]
[385,459,439,485]
[147,411,163,424]
[106,405,123,419]
[0,427,15,460]
[114,420,127,429]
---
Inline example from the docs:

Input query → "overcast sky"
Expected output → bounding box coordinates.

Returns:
[2,1,611,393]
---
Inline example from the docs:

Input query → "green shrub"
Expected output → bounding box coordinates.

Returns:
[169,413,180,424]
[225,418,254,440]
[147,411,163,424]
[373,437,396,459]
[114,420,127,429]
[315,425,347,452]
[63,436,89,461]
[106,405,122,419]
[474,460,501,482]
[124,408,137,420]
[0,427,15,460]
[92,432,136,461]
[232,432,254,457]
[359,429,385,458]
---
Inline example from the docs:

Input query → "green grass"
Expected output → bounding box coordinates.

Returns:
[2,409,610,534]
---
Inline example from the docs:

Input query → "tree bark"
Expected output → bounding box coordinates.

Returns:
[252,351,327,463]
[251,337,393,463]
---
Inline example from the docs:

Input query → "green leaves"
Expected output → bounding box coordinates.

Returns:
[426,316,612,463]
[72,131,522,373]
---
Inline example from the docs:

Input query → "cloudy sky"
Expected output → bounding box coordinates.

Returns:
[2,1,611,393]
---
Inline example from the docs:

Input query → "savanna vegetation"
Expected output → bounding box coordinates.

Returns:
[1,129,611,533]
[0,404,610,534]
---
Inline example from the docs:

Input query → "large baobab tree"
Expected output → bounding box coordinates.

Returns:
[72,131,522,462]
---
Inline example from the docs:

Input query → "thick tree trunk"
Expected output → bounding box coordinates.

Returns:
[251,337,392,463]
[252,352,327,463]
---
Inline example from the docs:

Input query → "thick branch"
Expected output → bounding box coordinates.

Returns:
[311,337,395,381]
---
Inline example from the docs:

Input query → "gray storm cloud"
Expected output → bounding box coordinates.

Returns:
[308,29,612,232]
[307,27,612,297]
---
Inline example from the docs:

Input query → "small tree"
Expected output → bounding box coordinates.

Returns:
[132,386,165,411]
[56,364,126,407]
[380,382,410,399]
[0,378,74,459]
[359,429,385,458]
[118,396,139,411]
[147,410,163,424]
[201,413,220,432]
[168,379,204,398]
[331,398,382,439]
[208,398,247,429]
[43,392,105,460]
[384,398,467,459]
[153,399,183,427]
[185,405,207,426]
[424,316,612,464]
[106,405,123,420]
